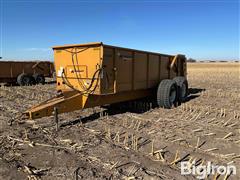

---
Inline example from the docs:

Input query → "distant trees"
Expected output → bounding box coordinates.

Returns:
[187,58,197,63]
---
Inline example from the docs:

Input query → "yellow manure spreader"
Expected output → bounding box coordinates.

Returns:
[24,42,188,120]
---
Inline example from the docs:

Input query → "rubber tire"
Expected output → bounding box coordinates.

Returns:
[157,79,178,108]
[17,73,32,86]
[33,74,45,84]
[173,76,188,102]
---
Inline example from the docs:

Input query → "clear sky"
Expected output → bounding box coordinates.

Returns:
[0,0,239,61]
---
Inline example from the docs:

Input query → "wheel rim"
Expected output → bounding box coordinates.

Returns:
[37,76,44,84]
[169,86,177,103]
[23,77,30,85]
[37,77,41,82]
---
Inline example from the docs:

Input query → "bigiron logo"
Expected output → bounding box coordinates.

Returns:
[180,160,237,179]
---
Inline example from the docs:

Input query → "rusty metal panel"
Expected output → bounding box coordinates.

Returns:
[115,49,133,92]
[134,52,147,90]
[160,56,169,80]
[11,62,23,77]
[0,61,54,83]
[148,54,159,88]
[33,62,54,76]
[0,62,12,78]
[23,62,34,74]
[177,56,187,77]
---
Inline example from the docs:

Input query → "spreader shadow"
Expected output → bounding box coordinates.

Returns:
[60,87,206,127]
[60,98,154,127]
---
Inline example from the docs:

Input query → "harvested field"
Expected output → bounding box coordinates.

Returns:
[0,62,239,179]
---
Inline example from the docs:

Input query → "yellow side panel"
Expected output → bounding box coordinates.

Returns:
[65,65,88,78]
[115,49,133,92]
[54,46,101,93]
[101,47,114,94]
[134,52,147,90]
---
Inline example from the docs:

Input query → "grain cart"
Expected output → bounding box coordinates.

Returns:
[24,42,188,120]
[0,61,54,85]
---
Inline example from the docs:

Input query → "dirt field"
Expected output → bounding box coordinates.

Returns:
[0,62,239,180]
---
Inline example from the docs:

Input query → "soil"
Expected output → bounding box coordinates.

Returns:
[0,62,239,179]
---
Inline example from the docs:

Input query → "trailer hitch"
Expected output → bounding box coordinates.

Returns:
[23,90,85,120]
